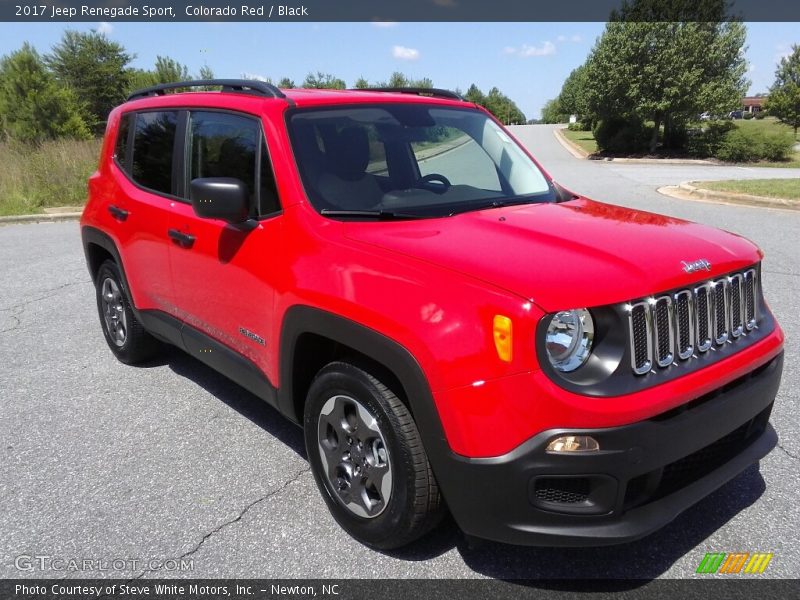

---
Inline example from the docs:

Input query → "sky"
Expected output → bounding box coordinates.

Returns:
[0,21,797,119]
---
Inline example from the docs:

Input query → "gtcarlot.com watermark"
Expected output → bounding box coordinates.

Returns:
[14,554,194,573]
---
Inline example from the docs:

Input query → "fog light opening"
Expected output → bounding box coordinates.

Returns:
[546,435,600,453]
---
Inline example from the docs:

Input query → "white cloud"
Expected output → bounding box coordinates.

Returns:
[372,21,398,28]
[392,45,420,61]
[240,73,271,82]
[557,34,582,43]
[505,41,556,58]
[97,22,113,35]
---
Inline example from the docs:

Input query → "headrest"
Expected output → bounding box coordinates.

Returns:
[327,126,371,180]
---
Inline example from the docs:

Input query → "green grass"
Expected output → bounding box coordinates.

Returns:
[0,138,101,216]
[734,117,799,141]
[561,128,598,154]
[694,179,800,200]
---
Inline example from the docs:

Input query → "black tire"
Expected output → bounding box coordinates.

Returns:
[304,361,444,549]
[94,259,162,364]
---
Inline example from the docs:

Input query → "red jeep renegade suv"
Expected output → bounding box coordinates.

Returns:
[81,80,784,549]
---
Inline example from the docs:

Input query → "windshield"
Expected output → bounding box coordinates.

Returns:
[287,104,556,218]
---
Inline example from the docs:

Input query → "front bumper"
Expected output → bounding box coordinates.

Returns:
[436,352,782,546]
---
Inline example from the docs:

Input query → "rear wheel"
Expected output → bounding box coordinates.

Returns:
[95,260,162,364]
[304,361,444,549]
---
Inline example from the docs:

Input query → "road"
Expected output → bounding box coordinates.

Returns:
[1,125,798,581]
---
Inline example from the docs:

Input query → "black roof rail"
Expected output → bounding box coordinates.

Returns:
[127,79,287,101]
[354,87,465,101]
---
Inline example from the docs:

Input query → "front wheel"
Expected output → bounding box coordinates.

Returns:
[304,361,444,549]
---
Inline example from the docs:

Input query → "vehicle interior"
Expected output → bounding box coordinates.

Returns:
[289,105,557,218]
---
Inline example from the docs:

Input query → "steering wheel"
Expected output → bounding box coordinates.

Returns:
[416,173,452,194]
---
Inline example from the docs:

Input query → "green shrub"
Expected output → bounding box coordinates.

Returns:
[592,116,650,154]
[716,128,758,161]
[743,112,754,120]
[566,120,592,132]
[715,128,794,162]
[760,132,794,161]
[687,120,735,157]
[754,111,766,119]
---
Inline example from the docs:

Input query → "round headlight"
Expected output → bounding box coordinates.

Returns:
[545,309,594,372]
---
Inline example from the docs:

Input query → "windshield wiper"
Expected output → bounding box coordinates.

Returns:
[320,209,427,220]
[448,197,541,217]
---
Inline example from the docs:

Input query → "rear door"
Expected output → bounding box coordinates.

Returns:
[112,110,182,316]
[168,109,283,380]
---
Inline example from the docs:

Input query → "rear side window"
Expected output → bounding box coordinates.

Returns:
[114,114,130,166]
[131,111,178,195]
[188,111,280,216]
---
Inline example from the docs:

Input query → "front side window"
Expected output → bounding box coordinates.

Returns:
[188,111,280,216]
[131,111,178,195]
[288,104,555,218]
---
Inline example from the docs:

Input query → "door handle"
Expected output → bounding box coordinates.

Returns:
[168,228,196,248]
[108,205,129,221]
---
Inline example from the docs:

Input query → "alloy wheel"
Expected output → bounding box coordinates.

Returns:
[317,394,392,518]
[100,277,127,347]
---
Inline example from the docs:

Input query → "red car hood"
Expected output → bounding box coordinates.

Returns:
[343,198,762,311]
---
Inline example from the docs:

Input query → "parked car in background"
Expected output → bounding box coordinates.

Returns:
[728,110,744,119]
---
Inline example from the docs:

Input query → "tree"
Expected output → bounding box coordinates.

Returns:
[386,71,409,88]
[540,98,566,124]
[584,0,748,152]
[154,56,191,84]
[483,87,526,124]
[461,83,525,124]
[45,30,132,132]
[126,68,158,95]
[277,77,296,88]
[377,72,433,88]
[353,76,370,89]
[198,65,214,80]
[464,83,485,105]
[765,44,800,137]
[303,71,346,89]
[0,44,89,142]
[557,65,590,123]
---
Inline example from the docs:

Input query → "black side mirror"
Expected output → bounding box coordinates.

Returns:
[190,178,249,224]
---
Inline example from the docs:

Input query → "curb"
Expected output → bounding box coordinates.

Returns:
[553,127,589,159]
[415,135,471,162]
[554,128,717,165]
[658,182,800,212]
[0,212,82,226]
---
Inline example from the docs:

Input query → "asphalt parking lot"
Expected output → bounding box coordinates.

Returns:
[1,125,798,580]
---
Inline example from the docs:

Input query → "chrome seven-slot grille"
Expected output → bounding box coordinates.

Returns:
[627,268,759,375]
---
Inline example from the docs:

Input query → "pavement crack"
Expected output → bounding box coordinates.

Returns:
[776,442,799,461]
[0,315,20,334]
[131,465,311,580]
[0,279,86,312]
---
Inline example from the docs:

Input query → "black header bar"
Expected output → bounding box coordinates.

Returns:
[2,1,800,22]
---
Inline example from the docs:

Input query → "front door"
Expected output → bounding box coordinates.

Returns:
[169,110,283,382]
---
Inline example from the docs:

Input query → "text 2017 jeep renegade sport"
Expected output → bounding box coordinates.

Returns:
[81,80,784,549]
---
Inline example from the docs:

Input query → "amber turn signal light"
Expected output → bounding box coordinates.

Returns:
[493,315,513,362]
